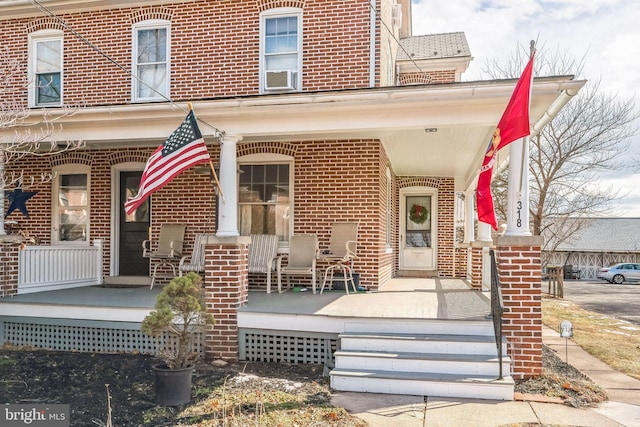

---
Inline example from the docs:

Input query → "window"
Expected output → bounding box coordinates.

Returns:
[29,31,63,106]
[132,20,170,101]
[238,162,291,243]
[260,8,302,92]
[52,166,90,244]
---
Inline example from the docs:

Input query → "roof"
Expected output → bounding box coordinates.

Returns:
[554,218,640,252]
[397,32,471,61]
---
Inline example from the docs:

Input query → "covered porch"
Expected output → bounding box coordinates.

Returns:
[0,277,491,352]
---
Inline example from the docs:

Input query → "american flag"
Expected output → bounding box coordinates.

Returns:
[125,110,210,214]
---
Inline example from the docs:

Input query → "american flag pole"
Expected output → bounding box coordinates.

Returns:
[188,103,225,202]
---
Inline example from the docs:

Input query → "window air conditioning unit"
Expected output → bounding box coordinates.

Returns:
[265,70,297,91]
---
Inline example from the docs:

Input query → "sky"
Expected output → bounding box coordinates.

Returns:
[411,0,640,217]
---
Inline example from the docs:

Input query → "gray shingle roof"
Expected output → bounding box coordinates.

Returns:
[397,32,471,61]
[554,218,640,252]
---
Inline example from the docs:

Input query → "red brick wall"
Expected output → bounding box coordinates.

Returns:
[398,70,457,86]
[496,236,543,380]
[469,245,483,289]
[293,139,382,289]
[5,138,394,288]
[0,0,377,107]
[0,239,21,297]
[7,148,217,277]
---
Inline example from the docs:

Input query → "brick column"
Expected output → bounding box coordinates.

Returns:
[496,235,543,380]
[0,236,22,297]
[469,243,485,290]
[202,236,250,361]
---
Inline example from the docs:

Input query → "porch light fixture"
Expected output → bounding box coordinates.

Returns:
[424,128,437,133]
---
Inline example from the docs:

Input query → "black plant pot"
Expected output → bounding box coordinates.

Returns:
[152,364,194,406]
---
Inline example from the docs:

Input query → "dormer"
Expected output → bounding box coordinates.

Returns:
[396,32,472,85]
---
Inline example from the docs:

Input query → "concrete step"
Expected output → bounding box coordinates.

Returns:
[339,332,507,355]
[334,350,511,376]
[330,368,514,400]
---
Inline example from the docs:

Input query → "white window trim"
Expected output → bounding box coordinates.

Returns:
[51,164,91,245]
[259,7,303,93]
[28,29,63,107]
[238,153,294,250]
[131,19,171,102]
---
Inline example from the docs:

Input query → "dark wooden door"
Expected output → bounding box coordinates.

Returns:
[119,171,150,276]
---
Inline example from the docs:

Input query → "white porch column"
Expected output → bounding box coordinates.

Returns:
[465,191,475,280]
[481,246,491,291]
[216,133,242,237]
[477,222,492,242]
[505,137,531,236]
[464,191,475,243]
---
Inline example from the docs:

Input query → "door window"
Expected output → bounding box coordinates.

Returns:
[405,195,431,248]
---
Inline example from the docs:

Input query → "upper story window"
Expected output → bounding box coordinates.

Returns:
[29,30,63,107]
[132,20,170,102]
[260,8,302,93]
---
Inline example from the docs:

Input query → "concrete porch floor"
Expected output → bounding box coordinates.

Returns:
[241,277,491,321]
[0,277,491,323]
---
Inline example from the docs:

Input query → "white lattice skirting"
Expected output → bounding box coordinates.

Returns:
[240,328,337,364]
[0,317,204,357]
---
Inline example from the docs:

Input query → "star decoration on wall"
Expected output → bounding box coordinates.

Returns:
[5,188,38,218]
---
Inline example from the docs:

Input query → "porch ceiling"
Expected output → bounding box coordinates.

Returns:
[10,76,585,192]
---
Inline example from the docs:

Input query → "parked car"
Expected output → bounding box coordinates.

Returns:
[597,263,640,284]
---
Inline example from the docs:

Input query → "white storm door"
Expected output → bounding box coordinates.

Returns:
[400,191,436,270]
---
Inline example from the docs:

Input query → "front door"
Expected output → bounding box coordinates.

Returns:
[119,171,150,276]
[400,190,436,270]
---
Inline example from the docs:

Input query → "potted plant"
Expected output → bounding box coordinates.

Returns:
[141,272,215,406]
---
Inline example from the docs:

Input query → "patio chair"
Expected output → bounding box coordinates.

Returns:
[278,234,319,294]
[248,234,281,294]
[179,233,215,276]
[319,222,358,294]
[143,224,186,289]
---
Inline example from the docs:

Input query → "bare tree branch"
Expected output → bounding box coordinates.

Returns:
[488,44,640,252]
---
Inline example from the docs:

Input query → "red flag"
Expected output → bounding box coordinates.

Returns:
[125,111,210,214]
[476,53,535,230]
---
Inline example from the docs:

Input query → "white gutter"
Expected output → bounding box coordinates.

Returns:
[369,0,377,87]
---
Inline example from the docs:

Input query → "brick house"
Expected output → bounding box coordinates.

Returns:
[0,0,584,391]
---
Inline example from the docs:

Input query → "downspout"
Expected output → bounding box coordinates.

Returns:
[369,0,376,87]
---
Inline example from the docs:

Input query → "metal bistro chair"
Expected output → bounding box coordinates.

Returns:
[143,224,186,289]
[278,234,319,294]
[320,222,359,294]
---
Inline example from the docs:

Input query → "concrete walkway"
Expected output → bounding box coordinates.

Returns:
[331,326,640,427]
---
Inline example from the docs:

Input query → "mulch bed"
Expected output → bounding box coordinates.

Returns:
[0,344,606,426]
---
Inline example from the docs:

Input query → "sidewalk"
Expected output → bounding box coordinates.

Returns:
[331,326,640,427]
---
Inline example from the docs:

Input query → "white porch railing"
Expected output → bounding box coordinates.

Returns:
[18,240,104,294]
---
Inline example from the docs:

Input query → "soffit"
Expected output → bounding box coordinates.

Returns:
[5,77,585,192]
